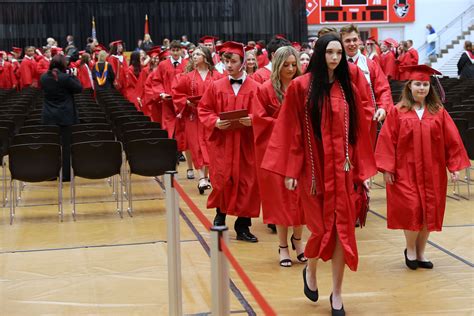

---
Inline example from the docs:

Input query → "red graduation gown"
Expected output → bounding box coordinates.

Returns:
[0,61,16,89]
[125,65,141,110]
[155,59,186,139]
[76,63,94,90]
[143,67,163,122]
[36,56,50,76]
[172,69,223,169]
[107,55,128,95]
[252,66,271,84]
[135,65,151,114]
[257,54,269,69]
[198,76,261,218]
[375,105,470,232]
[253,81,304,226]
[19,56,38,89]
[397,52,417,81]
[380,51,398,80]
[261,74,377,271]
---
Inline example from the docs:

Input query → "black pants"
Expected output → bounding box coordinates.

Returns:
[214,208,251,233]
[59,125,72,181]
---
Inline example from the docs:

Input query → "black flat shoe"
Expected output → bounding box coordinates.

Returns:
[236,231,258,243]
[213,214,226,227]
[291,235,307,263]
[302,267,318,302]
[404,249,418,270]
[417,260,434,269]
[267,224,277,233]
[278,245,292,267]
[330,293,345,316]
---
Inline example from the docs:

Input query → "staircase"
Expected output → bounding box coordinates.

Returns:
[431,28,474,77]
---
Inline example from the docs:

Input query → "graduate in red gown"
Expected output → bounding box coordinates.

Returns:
[172,47,223,194]
[198,41,261,243]
[244,48,258,77]
[380,40,398,80]
[397,41,418,81]
[256,43,270,69]
[19,46,39,89]
[137,46,161,116]
[365,37,381,66]
[261,34,377,312]
[200,36,220,66]
[0,51,16,89]
[253,36,291,84]
[36,48,51,77]
[375,65,470,270]
[9,47,22,88]
[340,24,394,146]
[253,46,306,267]
[143,50,169,122]
[107,40,128,95]
[124,51,142,110]
[154,41,187,150]
[406,40,419,65]
[76,52,94,91]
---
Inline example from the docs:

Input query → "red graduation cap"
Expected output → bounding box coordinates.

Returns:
[400,65,442,81]
[200,36,218,44]
[366,36,377,44]
[220,41,245,58]
[109,40,123,47]
[147,46,162,57]
[159,50,170,60]
[275,34,286,39]
[383,38,398,47]
[78,50,86,56]
[11,47,22,55]
[244,46,255,52]
[51,47,63,56]
[94,43,107,52]
[0,51,6,58]
[292,42,302,51]
[215,44,223,53]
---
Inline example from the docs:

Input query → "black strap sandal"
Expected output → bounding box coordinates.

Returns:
[279,245,292,267]
[291,235,308,263]
[197,178,207,195]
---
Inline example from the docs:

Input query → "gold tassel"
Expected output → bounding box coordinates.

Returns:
[310,178,316,195]
[343,157,352,172]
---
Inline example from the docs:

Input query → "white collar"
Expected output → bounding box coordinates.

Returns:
[347,51,360,62]
[171,57,182,64]
[24,55,33,60]
[264,61,272,71]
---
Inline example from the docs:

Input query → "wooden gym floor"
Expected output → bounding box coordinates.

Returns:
[0,163,472,315]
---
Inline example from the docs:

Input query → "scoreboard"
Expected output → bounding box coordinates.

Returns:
[306,0,415,24]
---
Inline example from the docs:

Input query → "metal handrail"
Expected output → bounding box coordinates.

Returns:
[418,4,474,63]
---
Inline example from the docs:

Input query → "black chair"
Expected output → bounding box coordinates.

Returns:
[123,129,168,144]
[23,119,42,126]
[124,138,177,216]
[8,143,63,224]
[0,120,15,136]
[453,118,469,144]
[80,116,108,124]
[13,132,60,145]
[0,127,10,206]
[76,111,105,118]
[19,125,60,134]
[72,130,115,144]
[120,121,162,135]
[70,141,123,219]
[0,114,26,133]
[71,123,111,133]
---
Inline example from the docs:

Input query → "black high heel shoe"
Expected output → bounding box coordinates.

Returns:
[278,245,292,267]
[330,293,345,316]
[404,249,418,270]
[302,267,318,302]
[291,235,308,263]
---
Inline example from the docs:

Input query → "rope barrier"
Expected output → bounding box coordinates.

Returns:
[172,179,277,316]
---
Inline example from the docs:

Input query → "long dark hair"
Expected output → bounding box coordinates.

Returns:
[307,34,357,144]
[130,51,141,77]
[48,54,67,81]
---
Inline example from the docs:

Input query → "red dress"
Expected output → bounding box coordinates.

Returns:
[198,76,261,218]
[380,51,398,80]
[19,56,38,89]
[125,65,141,110]
[253,80,304,226]
[375,105,470,231]
[76,63,94,90]
[107,55,128,95]
[0,60,16,89]
[261,74,377,271]
[172,69,223,169]
[252,66,271,84]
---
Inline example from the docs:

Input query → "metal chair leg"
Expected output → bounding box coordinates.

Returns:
[9,180,14,225]
[59,168,63,222]
[127,170,133,217]
[2,156,6,207]
[72,168,76,221]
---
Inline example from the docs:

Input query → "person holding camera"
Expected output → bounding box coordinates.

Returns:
[40,54,82,181]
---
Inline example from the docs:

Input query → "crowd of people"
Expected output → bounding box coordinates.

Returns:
[0,24,471,315]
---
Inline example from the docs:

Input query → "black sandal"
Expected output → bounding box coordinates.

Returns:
[291,235,308,263]
[278,245,292,267]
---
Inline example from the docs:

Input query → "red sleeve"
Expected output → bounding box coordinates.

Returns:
[369,60,394,112]
[171,73,189,115]
[261,78,305,179]
[349,64,373,127]
[374,106,400,173]
[155,63,166,95]
[442,109,471,172]
[198,81,220,140]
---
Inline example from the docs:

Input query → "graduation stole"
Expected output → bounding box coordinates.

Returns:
[94,62,108,86]
[304,80,351,195]
[466,51,474,63]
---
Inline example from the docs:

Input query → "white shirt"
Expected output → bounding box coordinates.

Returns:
[229,72,246,96]
[264,61,272,72]
[171,56,182,65]
[415,107,425,120]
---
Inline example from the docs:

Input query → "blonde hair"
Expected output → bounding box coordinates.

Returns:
[245,50,258,74]
[400,80,443,114]
[97,50,107,62]
[270,46,301,102]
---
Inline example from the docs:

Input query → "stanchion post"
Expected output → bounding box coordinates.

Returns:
[165,171,182,316]
[211,225,230,316]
